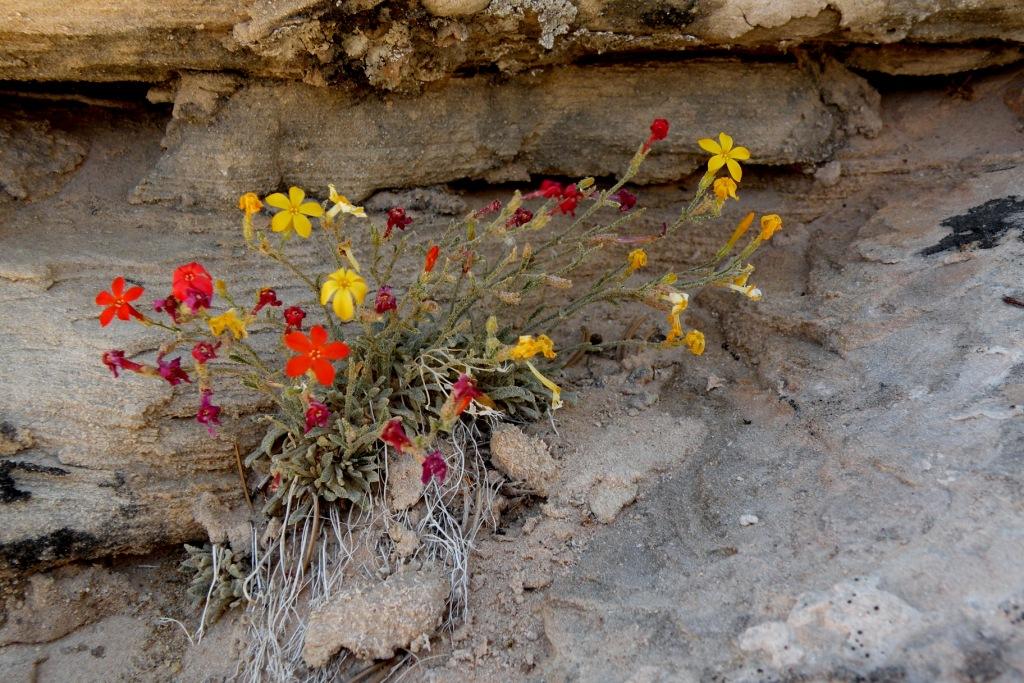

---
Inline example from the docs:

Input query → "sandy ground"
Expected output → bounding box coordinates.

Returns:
[1,67,1023,682]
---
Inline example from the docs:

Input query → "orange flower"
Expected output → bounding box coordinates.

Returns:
[284,324,350,386]
[95,276,144,326]
[424,245,440,273]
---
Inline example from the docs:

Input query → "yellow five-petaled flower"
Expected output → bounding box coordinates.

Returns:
[321,267,368,321]
[265,186,324,239]
[208,308,248,339]
[698,132,750,182]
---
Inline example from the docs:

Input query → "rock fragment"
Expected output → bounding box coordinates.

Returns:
[490,425,559,495]
[302,567,449,665]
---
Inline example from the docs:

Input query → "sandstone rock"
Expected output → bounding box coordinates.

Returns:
[423,0,491,18]
[845,44,1024,77]
[489,425,558,495]
[0,565,135,645]
[2,1,1022,86]
[556,411,706,523]
[302,566,449,665]
[0,112,86,200]
[387,454,424,512]
[133,60,857,208]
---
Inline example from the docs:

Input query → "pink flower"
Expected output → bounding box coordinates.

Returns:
[182,287,211,314]
[153,296,181,323]
[305,400,330,433]
[451,374,481,416]
[380,418,412,452]
[196,390,222,435]
[421,451,447,485]
[474,200,502,218]
[191,341,220,364]
[506,208,534,228]
[157,355,191,386]
[612,189,637,212]
[102,350,144,378]
[374,285,397,314]
[385,207,413,238]
[253,287,283,314]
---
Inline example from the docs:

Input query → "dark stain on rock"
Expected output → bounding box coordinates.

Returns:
[637,1,699,29]
[0,527,100,571]
[0,460,68,503]
[920,196,1024,256]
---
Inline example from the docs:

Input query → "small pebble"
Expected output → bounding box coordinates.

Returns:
[740,514,759,526]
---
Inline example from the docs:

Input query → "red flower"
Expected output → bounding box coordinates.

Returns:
[644,118,670,151]
[540,180,563,198]
[284,325,350,386]
[612,189,637,212]
[473,200,502,218]
[424,245,440,273]
[157,355,191,386]
[191,341,220,364]
[374,285,397,314]
[95,276,144,326]
[421,450,447,485]
[451,374,482,415]
[102,350,144,378]
[380,418,412,452]
[196,390,221,436]
[385,207,413,238]
[171,263,213,303]
[556,196,579,217]
[283,306,306,331]
[253,287,283,314]
[305,400,330,433]
[507,207,534,228]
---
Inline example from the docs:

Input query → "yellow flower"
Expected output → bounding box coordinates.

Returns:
[713,177,738,202]
[664,292,689,343]
[627,248,648,272]
[684,329,705,356]
[725,282,763,301]
[264,186,324,239]
[526,361,563,411]
[723,212,755,253]
[238,192,262,242]
[320,267,368,321]
[326,184,367,220]
[508,334,556,361]
[698,132,751,182]
[733,264,754,287]
[759,214,782,241]
[208,308,248,339]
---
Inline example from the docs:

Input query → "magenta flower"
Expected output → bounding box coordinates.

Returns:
[182,287,211,314]
[374,285,397,314]
[153,296,181,323]
[612,189,637,212]
[196,390,222,436]
[507,208,534,228]
[473,200,502,218]
[385,207,413,238]
[157,355,191,386]
[305,400,330,433]
[421,451,447,485]
[191,341,220,364]
[102,350,144,378]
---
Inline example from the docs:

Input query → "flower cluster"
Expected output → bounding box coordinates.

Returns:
[93,117,780,513]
